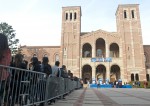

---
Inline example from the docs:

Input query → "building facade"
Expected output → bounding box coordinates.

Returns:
[21,4,150,83]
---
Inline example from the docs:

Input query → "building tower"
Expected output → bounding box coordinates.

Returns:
[116,4,146,81]
[61,6,81,77]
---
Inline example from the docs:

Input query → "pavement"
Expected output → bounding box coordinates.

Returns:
[49,88,150,106]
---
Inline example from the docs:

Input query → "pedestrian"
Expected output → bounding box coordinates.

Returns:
[40,57,52,77]
[146,81,148,88]
[9,53,27,105]
[132,82,135,88]
[114,80,116,88]
[39,57,52,106]
[97,80,100,89]
[51,61,60,77]
[0,33,11,106]
[60,65,68,78]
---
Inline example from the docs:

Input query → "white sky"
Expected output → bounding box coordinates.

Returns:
[0,0,150,46]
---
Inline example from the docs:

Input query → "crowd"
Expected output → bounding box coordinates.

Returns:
[0,33,82,106]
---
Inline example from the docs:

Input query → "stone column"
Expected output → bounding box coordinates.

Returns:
[106,43,109,58]
[92,63,96,80]
[92,43,95,58]
[106,62,110,81]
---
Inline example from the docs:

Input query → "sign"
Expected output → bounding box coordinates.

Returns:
[91,57,112,62]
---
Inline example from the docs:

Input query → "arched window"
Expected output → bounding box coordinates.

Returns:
[124,10,127,18]
[55,54,59,61]
[82,43,92,58]
[33,53,37,57]
[66,13,68,20]
[70,13,72,20]
[43,54,48,57]
[109,43,119,58]
[131,73,134,81]
[135,73,139,81]
[74,12,77,20]
[146,74,150,81]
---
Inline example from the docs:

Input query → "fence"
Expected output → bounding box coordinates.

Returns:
[0,65,81,106]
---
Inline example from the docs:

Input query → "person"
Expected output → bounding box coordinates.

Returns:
[138,81,140,88]
[40,57,52,77]
[39,57,52,106]
[31,57,41,72]
[9,53,27,105]
[51,61,60,77]
[60,65,68,78]
[114,80,116,88]
[68,70,73,80]
[30,57,41,102]
[132,82,135,88]
[80,79,83,88]
[97,80,100,89]
[0,33,11,106]
[146,81,148,88]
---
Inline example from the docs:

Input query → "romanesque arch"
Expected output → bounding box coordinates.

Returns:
[82,65,92,84]
[135,73,139,81]
[146,74,150,81]
[54,53,59,62]
[96,64,106,81]
[110,64,120,82]
[131,73,134,81]
[96,38,105,57]
[82,43,92,58]
[109,43,119,58]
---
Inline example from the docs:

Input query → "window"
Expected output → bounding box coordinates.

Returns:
[124,10,127,18]
[131,10,134,18]
[70,13,72,20]
[131,74,134,81]
[66,13,68,20]
[146,74,150,81]
[33,53,37,57]
[74,12,77,20]
[44,54,48,57]
[55,54,59,61]
[135,74,139,81]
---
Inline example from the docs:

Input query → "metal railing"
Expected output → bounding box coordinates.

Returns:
[0,65,81,106]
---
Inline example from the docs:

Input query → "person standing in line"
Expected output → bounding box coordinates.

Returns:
[9,53,27,105]
[40,57,52,77]
[60,65,68,78]
[0,33,11,106]
[51,61,60,77]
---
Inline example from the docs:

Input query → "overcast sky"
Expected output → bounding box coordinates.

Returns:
[0,0,150,46]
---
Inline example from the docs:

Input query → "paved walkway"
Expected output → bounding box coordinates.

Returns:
[49,88,150,106]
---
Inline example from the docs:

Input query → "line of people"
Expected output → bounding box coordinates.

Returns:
[0,33,80,106]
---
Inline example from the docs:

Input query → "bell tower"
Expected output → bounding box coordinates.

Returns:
[61,6,81,77]
[116,4,146,81]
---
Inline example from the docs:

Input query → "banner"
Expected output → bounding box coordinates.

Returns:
[91,57,112,62]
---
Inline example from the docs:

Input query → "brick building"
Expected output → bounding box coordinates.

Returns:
[21,4,150,83]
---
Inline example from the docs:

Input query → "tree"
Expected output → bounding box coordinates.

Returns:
[0,22,19,55]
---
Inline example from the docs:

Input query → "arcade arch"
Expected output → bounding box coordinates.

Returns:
[109,43,119,57]
[110,65,120,82]
[96,38,105,57]
[96,64,106,81]
[82,43,92,58]
[82,65,92,84]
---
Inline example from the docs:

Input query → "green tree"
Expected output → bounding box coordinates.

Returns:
[0,22,19,55]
